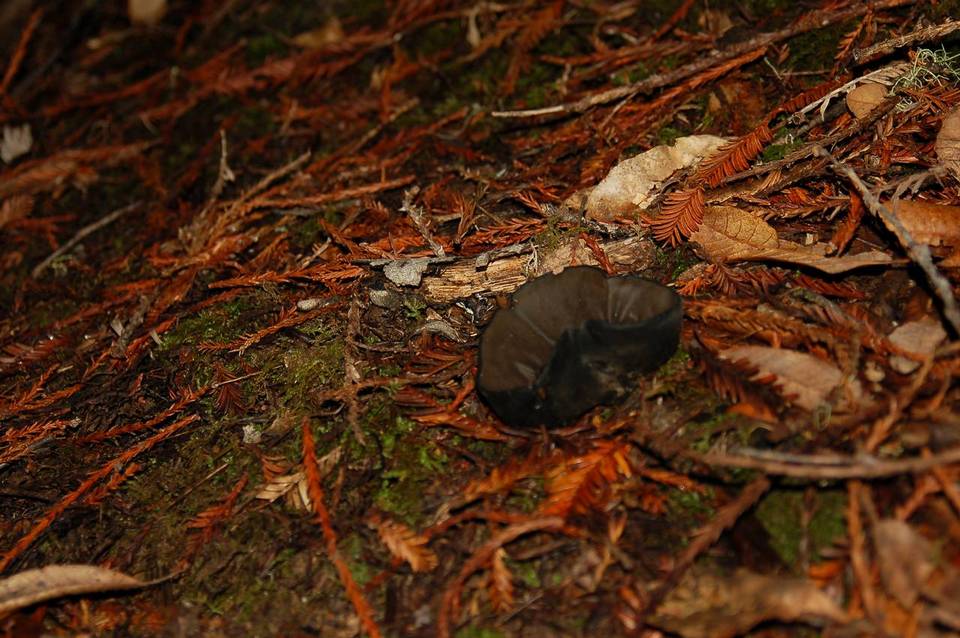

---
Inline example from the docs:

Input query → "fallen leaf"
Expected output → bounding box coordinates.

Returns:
[888,199,960,247]
[649,568,848,638]
[254,470,305,503]
[1,125,32,164]
[127,0,167,26]
[846,82,887,120]
[874,519,935,608]
[0,564,146,617]
[581,135,728,222]
[936,107,960,181]
[720,345,864,411]
[690,205,892,274]
[291,17,345,49]
[888,317,946,374]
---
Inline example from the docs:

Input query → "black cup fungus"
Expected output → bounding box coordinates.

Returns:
[477,266,682,427]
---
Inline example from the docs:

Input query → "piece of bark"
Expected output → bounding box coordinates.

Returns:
[420,235,657,303]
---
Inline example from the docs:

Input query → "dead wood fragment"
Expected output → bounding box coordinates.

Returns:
[420,234,657,303]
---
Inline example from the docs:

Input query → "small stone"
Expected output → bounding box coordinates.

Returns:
[242,424,262,445]
[369,288,401,310]
[383,258,430,286]
[297,298,321,311]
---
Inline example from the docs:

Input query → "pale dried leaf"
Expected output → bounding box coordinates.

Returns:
[291,17,345,49]
[0,564,145,617]
[254,470,305,503]
[889,199,960,247]
[937,107,960,181]
[874,519,935,608]
[1,125,32,164]
[690,205,891,274]
[582,135,728,221]
[127,0,167,25]
[846,82,887,120]
[888,317,946,374]
[720,345,864,411]
[649,568,848,638]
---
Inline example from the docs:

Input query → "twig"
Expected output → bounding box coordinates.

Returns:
[31,201,141,278]
[847,481,880,621]
[492,0,915,119]
[692,445,960,479]
[815,146,960,335]
[853,18,960,66]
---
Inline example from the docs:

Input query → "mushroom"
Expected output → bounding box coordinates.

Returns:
[478,266,682,427]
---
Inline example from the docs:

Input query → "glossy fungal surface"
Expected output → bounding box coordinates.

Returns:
[478,266,682,427]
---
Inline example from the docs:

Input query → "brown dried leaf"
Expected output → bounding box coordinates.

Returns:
[127,0,167,26]
[888,317,946,374]
[370,514,438,573]
[0,564,146,617]
[889,199,960,247]
[291,17,345,49]
[720,345,864,411]
[936,107,960,181]
[689,205,891,274]
[649,568,848,638]
[846,82,887,120]
[874,519,935,608]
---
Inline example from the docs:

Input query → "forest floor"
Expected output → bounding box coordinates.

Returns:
[3,0,960,636]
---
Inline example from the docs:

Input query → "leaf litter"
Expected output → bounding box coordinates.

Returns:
[3,1,960,636]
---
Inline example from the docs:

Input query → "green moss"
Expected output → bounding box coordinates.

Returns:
[755,488,847,569]
[509,559,541,588]
[788,23,849,73]
[373,417,449,525]
[160,294,265,349]
[402,296,427,320]
[341,533,374,585]
[761,139,804,162]
[277,334,345,408]
[657,126,684,146]
[668,487,715,518]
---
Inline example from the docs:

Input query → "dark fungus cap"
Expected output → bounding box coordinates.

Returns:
[478,266,682,428]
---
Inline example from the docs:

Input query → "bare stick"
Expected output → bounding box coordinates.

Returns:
[853,18,960,66]
[815,146,960,335]
[32,201,141,278]
[692,445,960,479]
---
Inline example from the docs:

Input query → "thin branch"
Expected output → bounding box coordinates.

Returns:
[32,201,141,278]
[815,146,960,336]
[692,445,960,479]
[853,18,960,65]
